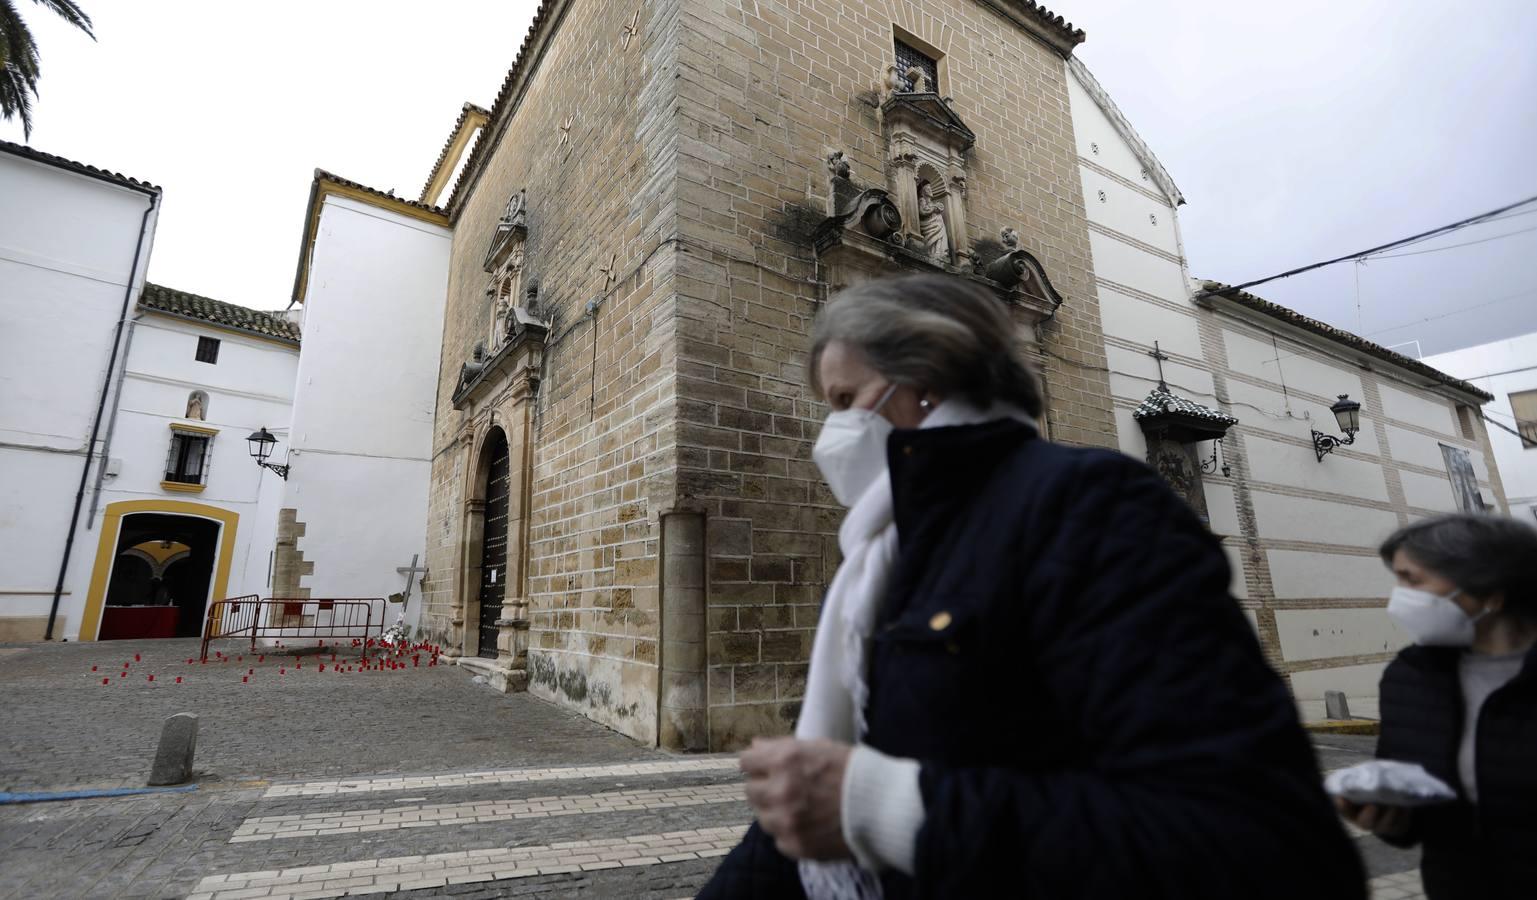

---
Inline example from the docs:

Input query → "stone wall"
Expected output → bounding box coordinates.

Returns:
[672,0,1116,749]
[271,508,311,600]
[421,0,684,744]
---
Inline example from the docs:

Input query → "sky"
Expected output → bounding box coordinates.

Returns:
[6,0,1535,358]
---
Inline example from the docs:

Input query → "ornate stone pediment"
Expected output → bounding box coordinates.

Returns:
[979,229,1063,320]
[881,92,976,154]
[453,319,547,409]
[483,189,528,274]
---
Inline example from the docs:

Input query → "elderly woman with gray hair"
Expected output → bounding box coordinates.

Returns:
[1340,514,1537,899]
[698,273,1364,899]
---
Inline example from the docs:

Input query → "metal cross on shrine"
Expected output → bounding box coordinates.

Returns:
[1148,340,1171,391]
[394,554,428,612]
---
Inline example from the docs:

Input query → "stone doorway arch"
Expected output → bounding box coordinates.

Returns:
[463,425,510,659]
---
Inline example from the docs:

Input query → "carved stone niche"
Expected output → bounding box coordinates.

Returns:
[812,160,1065,333]
[1132,387,1238,523]
[879,69,975,268]
[455,189,550,409]
[483,189,529,357]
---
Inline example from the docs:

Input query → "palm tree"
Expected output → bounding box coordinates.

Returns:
[1,0,94,139]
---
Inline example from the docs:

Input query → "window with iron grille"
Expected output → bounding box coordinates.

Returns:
[196,336,220,364]
[165,430,212,484]
[895,39,939,93]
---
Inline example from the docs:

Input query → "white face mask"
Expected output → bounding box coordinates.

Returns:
[813,384,898,507]
[1387,586,1487,647]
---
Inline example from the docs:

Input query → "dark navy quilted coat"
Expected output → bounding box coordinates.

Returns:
[1376,644,1537,899]
[699,420,1365,899]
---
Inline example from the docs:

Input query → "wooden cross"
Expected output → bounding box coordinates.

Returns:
[1148,340,1171,392]
[394,554,428,612]
[620,8,641,50]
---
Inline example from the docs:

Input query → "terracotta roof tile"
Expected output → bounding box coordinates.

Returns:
[1133,387,1238,427]
[419,102,490,203]
[314,169,447,216]
[139,283,301,345]
[444,1,557,214]
[1009,1,1086,48]
[1196,279,1494,403]
[0,138,160,193]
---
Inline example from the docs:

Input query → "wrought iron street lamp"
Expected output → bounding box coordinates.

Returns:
[1312,395,1362,462]
[246,426,290,480]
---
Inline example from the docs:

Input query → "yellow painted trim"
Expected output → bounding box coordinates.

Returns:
[160,480,207,494]
[140,308,300,349]
[319,180,450,227]
[168,422,220,436]
[421,107,489,206]
[292,177,450,307]
[79,499,240,642]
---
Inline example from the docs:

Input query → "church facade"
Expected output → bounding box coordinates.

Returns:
[284,0,1505,747]
[409,0,1124,749]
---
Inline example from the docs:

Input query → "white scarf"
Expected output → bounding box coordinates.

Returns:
[796,399,1034,900]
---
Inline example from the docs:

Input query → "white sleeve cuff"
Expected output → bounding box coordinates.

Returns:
[841,744,924,875]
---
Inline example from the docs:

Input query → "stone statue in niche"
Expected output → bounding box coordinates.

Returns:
[488,245,525,355]
[917,180,949,260]
[185,391,205,421]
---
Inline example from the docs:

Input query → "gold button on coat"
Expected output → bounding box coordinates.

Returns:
[929,611,952,631]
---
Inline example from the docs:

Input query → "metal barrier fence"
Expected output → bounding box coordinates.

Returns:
[200,597,383,661]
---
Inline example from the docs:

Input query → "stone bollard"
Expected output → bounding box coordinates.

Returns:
[1324,691,1351,721]
[148,713,199,786]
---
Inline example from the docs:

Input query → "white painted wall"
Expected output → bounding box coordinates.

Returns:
[0,151,158,640]
[278,194,451,633]
[1426,333,1537,522]
[1066,64,1504,715]
[89,313,299,619]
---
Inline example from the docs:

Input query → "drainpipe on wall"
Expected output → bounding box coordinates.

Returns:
[45,191,159,641]
[86,311,144,529]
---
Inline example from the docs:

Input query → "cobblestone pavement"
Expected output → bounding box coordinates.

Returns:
[0,638,656,794]
[1,641,1423,898]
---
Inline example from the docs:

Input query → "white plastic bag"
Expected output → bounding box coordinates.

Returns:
[1324,760,1457,807]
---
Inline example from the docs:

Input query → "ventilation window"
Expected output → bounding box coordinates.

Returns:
[1097,190,1107,203]
[894,38,939,93]
[195,336,220,364]
[1149,213,1158,225]
[1091,142,1100,155]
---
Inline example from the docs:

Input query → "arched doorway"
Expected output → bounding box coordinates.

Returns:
[98,514,220,639]
[476,428,510,659]
[79,500,239,641]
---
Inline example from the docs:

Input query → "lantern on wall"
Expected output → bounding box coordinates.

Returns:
[246,427,290,479]
[1311,395,1362,462]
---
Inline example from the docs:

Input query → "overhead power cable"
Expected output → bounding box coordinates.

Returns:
[1369,224,1537,260]
[1197,195,1537,299]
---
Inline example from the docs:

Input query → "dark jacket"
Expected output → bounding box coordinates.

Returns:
[1376,644,1537,899]
[699,421,1364,899]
